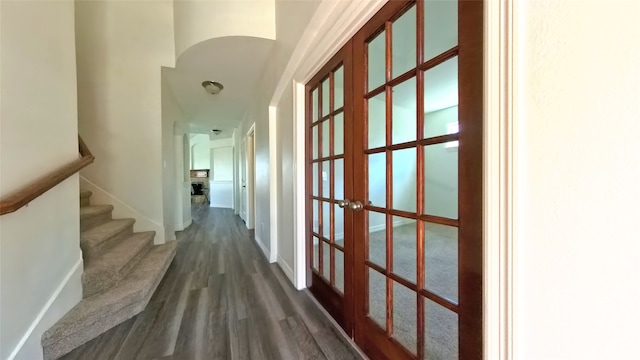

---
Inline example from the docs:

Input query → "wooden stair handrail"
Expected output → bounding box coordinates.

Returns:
[0,135,95,216]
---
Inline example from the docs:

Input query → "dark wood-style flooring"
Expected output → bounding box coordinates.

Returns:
[60,205,364,360]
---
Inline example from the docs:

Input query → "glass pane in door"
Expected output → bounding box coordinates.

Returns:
[392,77,417,145]
[424,57,459,138]
[392,5,417,77]
[424,0,458,61]
[368,31,386,90]
[393,281,418,354]
[424,222,458,303]
[424,297,458,360]
[392,216,417,283]
[368,267,387,328]
[392,148,417,213]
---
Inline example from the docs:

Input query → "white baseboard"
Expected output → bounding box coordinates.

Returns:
[9,258,83,360]
[182,218,192,230]
[277,255,296,285]
[254,235,272,262]
[80,176,166,244]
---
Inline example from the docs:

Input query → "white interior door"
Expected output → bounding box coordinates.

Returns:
[240,138,247,221]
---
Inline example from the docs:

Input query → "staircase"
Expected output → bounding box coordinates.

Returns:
[42,190,176,360]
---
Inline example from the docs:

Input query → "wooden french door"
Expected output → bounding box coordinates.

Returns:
[306,44,355,333]
[307,1,482,359]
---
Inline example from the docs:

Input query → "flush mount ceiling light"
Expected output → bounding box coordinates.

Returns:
[202,81,224,95]
[211,129,222,135]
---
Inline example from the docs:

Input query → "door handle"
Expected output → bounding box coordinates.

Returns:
[349,200,364,212]
[337,199,351,208]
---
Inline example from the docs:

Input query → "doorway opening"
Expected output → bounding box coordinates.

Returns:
[243,125,256,230]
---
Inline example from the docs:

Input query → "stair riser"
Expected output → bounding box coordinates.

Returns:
[43,301,145,360]
[82,240,153,298]
[80,195,91,207]
[80,212,112,232]
[42,244,176,360]
[82,227,133,260]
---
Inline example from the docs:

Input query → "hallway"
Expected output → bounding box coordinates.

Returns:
[60,206,363,360]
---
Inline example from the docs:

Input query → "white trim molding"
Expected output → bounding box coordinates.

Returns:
[8,258,83,360]
[254,235,272,263]
[268,106,279,264]
[293,81,307,290]
[484,0,518,359]
[277,255,296,285]
[80,176,167,244]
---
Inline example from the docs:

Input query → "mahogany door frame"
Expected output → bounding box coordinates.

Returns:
[288,0,517,358]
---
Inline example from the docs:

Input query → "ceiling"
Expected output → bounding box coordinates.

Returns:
[165,36,275,139]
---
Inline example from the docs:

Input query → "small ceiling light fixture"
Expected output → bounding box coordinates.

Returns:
[211,129,222,135]
[202,81,224,95]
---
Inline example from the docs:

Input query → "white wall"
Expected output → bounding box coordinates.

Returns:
[190,133,210,170]
[237,0,321,263]
[174,132,192,230]
[75,0,175,244]
[210,144,234,208]
[210,138,234,209]
[161,69,182,240]
[0,1,82,359]
[173,0,276,59]
[514,1,640,359]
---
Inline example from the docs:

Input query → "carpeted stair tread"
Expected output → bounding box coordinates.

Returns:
[42,241,177,360]
[79,190,92,206]
[80,205,113,219]
[82,231,155,297]
[81,218,135,250]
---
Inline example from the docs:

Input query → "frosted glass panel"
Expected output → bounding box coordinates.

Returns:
[368,92,386,149]
[368,31,386,90]
[392,77,417,144]
[392,148,417,213]
[392,6,416,78]
[424,0,458,61]
[424,145,458,219]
